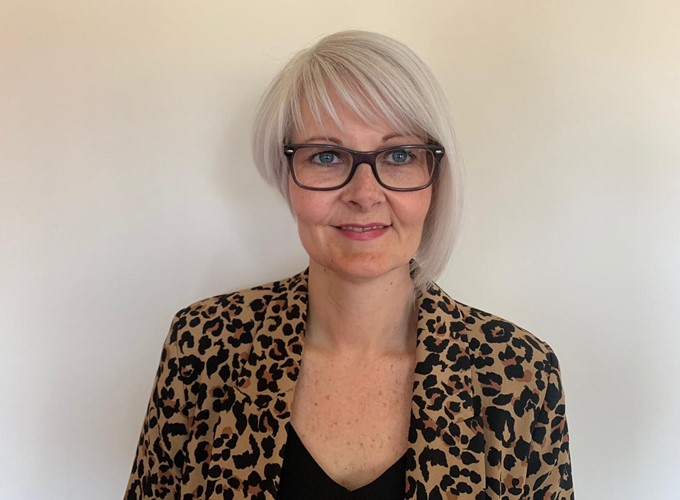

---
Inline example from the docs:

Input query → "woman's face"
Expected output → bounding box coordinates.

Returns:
[288,99,432,283]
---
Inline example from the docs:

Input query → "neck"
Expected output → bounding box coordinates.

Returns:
[306,261,417,359]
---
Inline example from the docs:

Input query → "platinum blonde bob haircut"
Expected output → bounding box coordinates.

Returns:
[252,30,462,293]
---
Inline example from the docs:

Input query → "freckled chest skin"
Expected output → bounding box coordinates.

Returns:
[289,346,416,491]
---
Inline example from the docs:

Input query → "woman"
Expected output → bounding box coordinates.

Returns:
[126,31,573,499]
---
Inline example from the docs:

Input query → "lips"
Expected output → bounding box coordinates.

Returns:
[333,223,391,240]
[338,225,388,232]
[334,222,390,230]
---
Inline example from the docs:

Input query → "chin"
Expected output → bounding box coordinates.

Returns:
[312,253,410,282]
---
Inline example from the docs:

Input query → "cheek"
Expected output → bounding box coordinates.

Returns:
[401,191,432,255]
[288,181,328,227]
[400,190,432,229]
[288,183,336,261]
[418,190,433,223]
[289,181,310,221]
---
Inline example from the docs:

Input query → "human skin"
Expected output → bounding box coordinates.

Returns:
[288,100,432,288]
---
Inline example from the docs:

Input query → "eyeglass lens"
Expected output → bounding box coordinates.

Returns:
[291,146,435,189]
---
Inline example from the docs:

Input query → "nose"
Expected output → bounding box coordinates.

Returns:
[340,162,385,207]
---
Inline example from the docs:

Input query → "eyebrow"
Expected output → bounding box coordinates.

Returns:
[382,133,409,142]
[302,136,344,145]
[298,133,414,145]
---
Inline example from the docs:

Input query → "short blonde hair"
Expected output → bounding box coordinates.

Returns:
[252,30,462,293]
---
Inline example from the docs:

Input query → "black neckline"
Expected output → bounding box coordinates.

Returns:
[278,425,407,499]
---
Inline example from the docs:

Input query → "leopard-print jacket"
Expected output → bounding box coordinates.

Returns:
[126,270,574,499]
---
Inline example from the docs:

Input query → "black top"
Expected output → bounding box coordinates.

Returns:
[277,426,407,500]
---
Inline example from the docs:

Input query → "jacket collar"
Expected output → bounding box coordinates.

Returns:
[235,270,307,405]
[235,270,485,496]
[406,282,485,496]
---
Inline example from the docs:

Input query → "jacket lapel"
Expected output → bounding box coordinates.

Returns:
[233,272,308,497]
[406,285,486,498]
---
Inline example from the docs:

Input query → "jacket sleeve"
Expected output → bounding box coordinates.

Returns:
[125,314,189,499]
[526,350,574,499]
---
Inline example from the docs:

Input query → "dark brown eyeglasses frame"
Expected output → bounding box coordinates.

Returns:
[282,143,445,192]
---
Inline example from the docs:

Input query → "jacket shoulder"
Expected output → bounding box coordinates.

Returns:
[163,272,306,385]
[171,273,304,335]
[457,300,557,366]
[426,283,560,391]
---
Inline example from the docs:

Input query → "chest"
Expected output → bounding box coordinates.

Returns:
[289,352,415,490]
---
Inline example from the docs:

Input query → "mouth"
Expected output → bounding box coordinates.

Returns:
[332,223,391,240]
[336,224,389,232]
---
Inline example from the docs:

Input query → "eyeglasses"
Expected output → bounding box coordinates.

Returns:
[283,143,444,192]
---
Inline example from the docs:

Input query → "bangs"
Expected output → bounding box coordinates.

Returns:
[287,52,430,142]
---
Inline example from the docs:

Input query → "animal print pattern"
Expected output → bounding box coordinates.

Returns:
[126,271,573,499]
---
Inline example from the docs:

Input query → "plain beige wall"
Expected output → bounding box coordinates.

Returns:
[2,1,679,498]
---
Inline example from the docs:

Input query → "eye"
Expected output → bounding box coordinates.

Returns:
[312,151,341,165]
[387,149,412,164]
